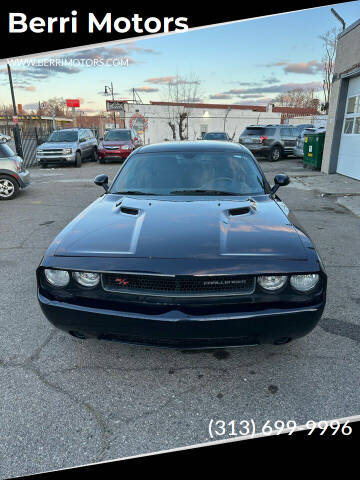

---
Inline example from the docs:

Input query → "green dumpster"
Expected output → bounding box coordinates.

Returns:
[303,131,325,170]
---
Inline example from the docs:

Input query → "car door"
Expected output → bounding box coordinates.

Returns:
[81,130,91,158]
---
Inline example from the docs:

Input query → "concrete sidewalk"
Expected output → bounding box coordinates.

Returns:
[286,172,360,217]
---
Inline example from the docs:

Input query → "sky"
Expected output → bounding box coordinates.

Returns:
[0,2,359,115]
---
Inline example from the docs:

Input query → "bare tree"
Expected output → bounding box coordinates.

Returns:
[162,74,201,140]
[38,97,68,117]
[0,104,14,115]
[319,27,339,113]
[274,88,320,111]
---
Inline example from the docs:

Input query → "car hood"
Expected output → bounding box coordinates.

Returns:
[50,195,308,261]
[38,141,78,150]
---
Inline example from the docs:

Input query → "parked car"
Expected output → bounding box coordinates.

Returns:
[294,127,317,157]
[239,124,299,161]
[98,128,142,163]
[36,128,98,168]
[0,139,30,200]
[203,132,231,141]
[294,127,326,158]
[293,124,314,136]
[37,141,326,348]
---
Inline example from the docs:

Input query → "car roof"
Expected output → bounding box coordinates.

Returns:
[137,140,250,154]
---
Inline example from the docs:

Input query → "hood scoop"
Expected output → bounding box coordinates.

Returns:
[228,206,251,216]
[120,205,139,216]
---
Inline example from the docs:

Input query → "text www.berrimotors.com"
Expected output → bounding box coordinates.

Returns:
[208,419,353,439]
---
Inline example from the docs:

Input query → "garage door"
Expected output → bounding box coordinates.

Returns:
[337,75,360,180]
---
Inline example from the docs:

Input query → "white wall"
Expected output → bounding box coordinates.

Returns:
[123,104,283,144]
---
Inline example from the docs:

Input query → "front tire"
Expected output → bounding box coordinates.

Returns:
[269,145,282,162]
[75,152,82,168]
[0,175,19,200]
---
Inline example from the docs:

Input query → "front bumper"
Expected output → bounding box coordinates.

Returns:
[37,153,76,164]
[17,170,31,188]
[38,291,325,348]
[98,150,131,161]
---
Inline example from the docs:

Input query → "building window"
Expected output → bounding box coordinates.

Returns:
[347,96,357,114]
[354,117,360,134]
[344,118,354,134]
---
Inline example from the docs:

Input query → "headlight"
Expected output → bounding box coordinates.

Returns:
[290,274,319,292]
[73,271,100,287]
[121,145,131,150]
[257,275,287,291]
[44,269,70,287]
[63,148,72,154]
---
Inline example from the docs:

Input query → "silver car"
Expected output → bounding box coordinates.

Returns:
[294,127,325,157]
[36,128,98,168]
[0,138,30,200]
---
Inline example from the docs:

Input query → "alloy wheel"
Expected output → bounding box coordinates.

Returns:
[0,178,15,198]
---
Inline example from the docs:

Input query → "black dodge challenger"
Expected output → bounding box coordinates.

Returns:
[37,141,326,348]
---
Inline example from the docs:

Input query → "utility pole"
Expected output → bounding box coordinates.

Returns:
[105,83,116,128]
[7,64,23,159]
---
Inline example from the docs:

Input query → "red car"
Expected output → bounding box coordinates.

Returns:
[98,128,141,163]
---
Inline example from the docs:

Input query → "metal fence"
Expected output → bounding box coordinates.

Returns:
[1,124,54,167]
[1,125,100,168]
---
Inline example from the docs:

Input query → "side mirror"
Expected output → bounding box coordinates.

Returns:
[79,138,86,143]
[271,174,290,195]
[99,137,103,141]
[94,174,109,192]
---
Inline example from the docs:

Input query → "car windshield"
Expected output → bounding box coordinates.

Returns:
[104,130,131,141]
[47,131,78,142]
[204,133,227,140]
[241,127,276,136]
[0,143,15,158]
[110,151,266,196]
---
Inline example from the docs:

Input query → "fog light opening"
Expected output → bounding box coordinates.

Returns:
[69,330,88,340]
[274,337,292,345]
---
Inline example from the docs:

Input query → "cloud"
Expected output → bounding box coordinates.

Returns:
[238,94,266,99]
[284,60,323,74]
[263,59,323,75]
[145,76,200,85]
[122,42,160,54]
[234,97,274,105]
[263,61,288,67]
[263,76,280,84]
[233,81,323,94]
[222,89,247,95]
[134,86,159,92]
[209,93,233,100]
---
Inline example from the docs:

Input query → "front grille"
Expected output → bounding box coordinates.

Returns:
[101,273,255,297]
[41,149,64,156]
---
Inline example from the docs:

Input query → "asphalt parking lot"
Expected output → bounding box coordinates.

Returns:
[1,158,359,478]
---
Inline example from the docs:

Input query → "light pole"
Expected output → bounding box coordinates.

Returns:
[7,64,23,158]
[105,83,116,128]
[331,8,345,30]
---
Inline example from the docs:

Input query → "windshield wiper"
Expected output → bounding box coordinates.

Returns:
[170,189,237,196]
[112,190,157,195]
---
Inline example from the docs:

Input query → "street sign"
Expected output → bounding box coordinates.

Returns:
[66,99,80,108]
[12,116,18,124]
[106,100,126,111]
